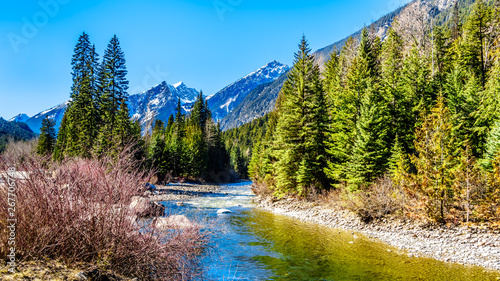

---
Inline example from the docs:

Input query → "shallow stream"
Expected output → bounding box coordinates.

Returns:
[161,182,500,280]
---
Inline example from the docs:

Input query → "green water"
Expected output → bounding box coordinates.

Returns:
[237,209,500,281]
[170,182,500,280]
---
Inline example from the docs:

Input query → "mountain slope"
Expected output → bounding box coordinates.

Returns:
[220,71,289,131]
[25,101,69,134]
[207,60,289,121]
[313,0,460,69]
[0,118,37,152]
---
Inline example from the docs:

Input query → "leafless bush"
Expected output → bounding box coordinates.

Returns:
[2,139,36,162]
[0,149,207,280]
[346,175,403,223]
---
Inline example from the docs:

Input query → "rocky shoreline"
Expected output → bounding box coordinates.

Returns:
[256,196,500,272]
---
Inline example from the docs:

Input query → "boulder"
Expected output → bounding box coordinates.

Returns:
[129,196,165,217]
[217,209,232,214]
[155,215,194,230]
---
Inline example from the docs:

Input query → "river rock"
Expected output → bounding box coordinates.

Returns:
[217,209,232,214]
[156,215,194,229]
[129,196,165,217]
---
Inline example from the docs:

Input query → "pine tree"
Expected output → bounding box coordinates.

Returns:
[206,119,228,175]
[461,0,492,88]
[230,144,246,178]
[190,91,208,131]
[347,28,379,120]
[53,113,68,161]
[346,86,390,189]
[272,36,329,196]
[451,1,461,41]
[482,119,500,171]
[400,45,433,153]
[149,126,167,173]
[380,28,413,154]
[324,38,365,184]
[96,35,130,154]
[183,123,207,177]
[36,116,56,156]
[57,32,100,159]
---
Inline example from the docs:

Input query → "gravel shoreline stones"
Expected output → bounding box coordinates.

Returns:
[148,183,222,202]
[256,196,500,271]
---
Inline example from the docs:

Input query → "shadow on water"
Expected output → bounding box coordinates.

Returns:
[161,182,500,281]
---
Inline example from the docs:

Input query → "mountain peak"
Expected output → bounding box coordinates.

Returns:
[9,113,30,123]
[173,81,185,88]
[242,61,289,80]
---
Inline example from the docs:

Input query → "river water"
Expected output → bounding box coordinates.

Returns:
[161,182,500,281]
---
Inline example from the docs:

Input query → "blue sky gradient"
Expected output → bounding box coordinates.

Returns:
[0,0,410,119]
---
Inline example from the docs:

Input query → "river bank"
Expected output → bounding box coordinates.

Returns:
[255,195,500,272]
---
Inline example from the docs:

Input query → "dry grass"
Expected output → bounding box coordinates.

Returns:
[0,148,208,280]
[345,176,404,223]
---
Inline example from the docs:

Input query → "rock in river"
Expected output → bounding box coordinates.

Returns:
[217,209,232,214]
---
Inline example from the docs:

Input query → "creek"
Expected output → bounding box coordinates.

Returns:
[161,182,500,280]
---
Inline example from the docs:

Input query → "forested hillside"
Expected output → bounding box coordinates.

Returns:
[0,118,37,152]
[248,0,500,223]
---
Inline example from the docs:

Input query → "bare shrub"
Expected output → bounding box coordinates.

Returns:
[251,182,273,198]
[0,149,207,280]
[346,175,403,223]
[2,139,36,161]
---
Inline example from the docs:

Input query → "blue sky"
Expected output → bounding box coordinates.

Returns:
[0,0,410,120]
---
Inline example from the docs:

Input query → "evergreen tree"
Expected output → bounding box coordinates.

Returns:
[53,114,68,161]
[272,36,329,196]
[346,86,390,188]
[230,144,246,178]
[57,32,100,159]
[190,91,208,131]
[96,35,131,154]
[206,119,229,175]
[36,116,56,156]
[451,1,461,41]
[324,38,363,184]
[380,28,412,154]
[482,119,500,171]
[461,0,492,88]
[183,123,207,177]
[400,45,433,152]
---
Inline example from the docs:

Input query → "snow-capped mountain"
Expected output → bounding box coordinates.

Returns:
[128,81,199,131]
[24,101,70,134]
[9,113,30,123]
[23,81,199,134]
[206,60,289,121]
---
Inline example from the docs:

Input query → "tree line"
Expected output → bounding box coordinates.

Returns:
[36,32,231,181]
[248,0,500,223]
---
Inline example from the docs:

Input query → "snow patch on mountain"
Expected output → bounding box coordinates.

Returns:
[9,113,30,123]
[207,60,289,121]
